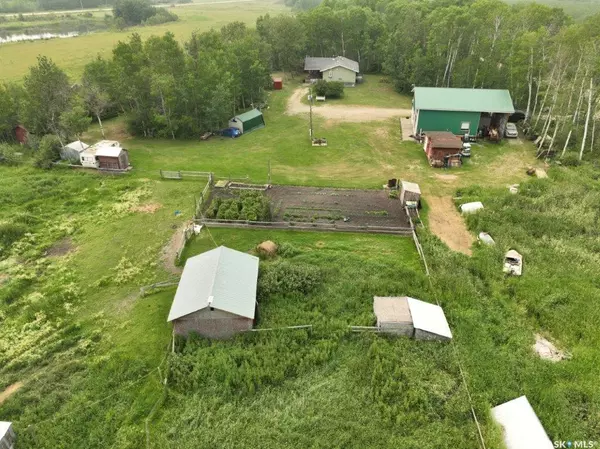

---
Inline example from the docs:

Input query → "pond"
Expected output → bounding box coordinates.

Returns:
[0,31,78,44]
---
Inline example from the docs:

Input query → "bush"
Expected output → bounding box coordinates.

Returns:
[0,144,21,166]
[113,0,158,26]
[313,80,344,98]
[561,153,581,166]
[142,8,178,25]
[278,242,300,258]
[206,191,271,221]
[34,135,62,169]
[258,261,321,298]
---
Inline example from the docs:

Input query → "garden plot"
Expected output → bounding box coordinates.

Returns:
[267,186,410,228]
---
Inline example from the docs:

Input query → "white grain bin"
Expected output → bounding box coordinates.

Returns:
[460,201,484,214]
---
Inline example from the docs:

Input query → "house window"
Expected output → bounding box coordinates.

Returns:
[460,122,470,131]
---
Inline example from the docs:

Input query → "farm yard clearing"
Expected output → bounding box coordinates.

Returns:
[3,3,600,447]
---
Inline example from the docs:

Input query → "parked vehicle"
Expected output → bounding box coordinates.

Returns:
[461,143,471,157]
[505,123,519,138]
[220,127,241,138]
[503,250,523,276]
[508,110,526,123]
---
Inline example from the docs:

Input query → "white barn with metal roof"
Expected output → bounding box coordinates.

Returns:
[491,396,553,449]
[168,246,259,339]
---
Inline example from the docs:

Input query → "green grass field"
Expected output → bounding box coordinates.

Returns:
[303,75,413,109]
[0,0,288,82]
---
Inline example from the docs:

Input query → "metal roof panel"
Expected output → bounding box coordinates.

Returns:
[414,87,515,113]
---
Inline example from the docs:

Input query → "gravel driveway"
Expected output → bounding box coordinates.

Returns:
[286,87,412,122]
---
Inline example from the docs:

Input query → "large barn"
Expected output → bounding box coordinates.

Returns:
[167,246,259,339]
[412,87,515,137]
[304,56,359,86]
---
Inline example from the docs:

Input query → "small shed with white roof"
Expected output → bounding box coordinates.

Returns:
[168,246,259,339]
[399,181,421,206]
[491,396,553,449]
[373,296,452,341]
[61,140,89,162]
[0,421,16,449]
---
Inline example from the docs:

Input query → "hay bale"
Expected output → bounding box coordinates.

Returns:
[257,240,278,257]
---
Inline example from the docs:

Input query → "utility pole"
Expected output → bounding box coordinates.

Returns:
[309,85,314,142]
[268,158,271,185]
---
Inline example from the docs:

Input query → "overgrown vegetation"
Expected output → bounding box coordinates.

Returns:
[258,259,321,298]
[313,80,344,98]
[206,191,271,221]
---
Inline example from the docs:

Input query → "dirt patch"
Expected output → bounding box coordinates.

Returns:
[427,196,474,255]
[131,203,162,214]
[374,127,389,139]
[534,334,566,362]
[267,186,411,228]
[434,174,459,182]
[46,237,74,257]
[0,273,8,284]
[160,223,188,275]
[0,382,23,405]
[286,87,411,123]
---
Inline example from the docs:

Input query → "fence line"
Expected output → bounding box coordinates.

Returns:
[196,218,413,235]
[246,325,313,333]
[404,207,486,449]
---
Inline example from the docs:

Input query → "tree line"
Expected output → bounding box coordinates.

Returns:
[1,0,600,159]
[0,22,271,145]
[257,0,600,159]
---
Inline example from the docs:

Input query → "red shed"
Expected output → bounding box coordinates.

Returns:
[14,125,28,145]
[273,77,283,90]
[424,131,463,168]
[95,146,130,170]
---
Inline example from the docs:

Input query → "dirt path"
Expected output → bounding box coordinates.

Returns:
[286,87,412,122]
[160,224,188,275]
[427,196,474,256]
[0,382,23,405]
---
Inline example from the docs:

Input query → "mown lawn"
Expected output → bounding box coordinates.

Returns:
[0,0,289,82]
[302,74,412,109]
[84,78,538,196]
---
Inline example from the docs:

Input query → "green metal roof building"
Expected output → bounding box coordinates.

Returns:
[412,87,515,136]
[228,108,265,134]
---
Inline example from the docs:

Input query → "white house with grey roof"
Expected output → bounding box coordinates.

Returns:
[168,246,259,339]
[304,56,359,86]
